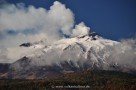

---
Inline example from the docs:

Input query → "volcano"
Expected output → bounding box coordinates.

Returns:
[0,31,136,79]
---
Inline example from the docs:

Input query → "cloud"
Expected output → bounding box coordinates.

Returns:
[0,1,74,48]
[107,38,136,71]
[71,22,90,37]
[0,1,93,63]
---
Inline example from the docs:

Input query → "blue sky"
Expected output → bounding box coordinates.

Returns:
[4,0,136,40]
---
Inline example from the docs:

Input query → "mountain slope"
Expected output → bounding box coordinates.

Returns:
[0,70,136,90]
[1,31,135,79]
[6,32,124,79]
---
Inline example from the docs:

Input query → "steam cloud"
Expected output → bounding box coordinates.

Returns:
[0,1,75,48]
[0,1,90,63]
[72,22,90,37]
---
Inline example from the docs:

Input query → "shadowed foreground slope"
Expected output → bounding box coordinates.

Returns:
[0,70,136,90]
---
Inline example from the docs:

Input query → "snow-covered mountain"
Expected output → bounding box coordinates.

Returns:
[12,32,118,67]
[1,31,136,79]
[5,32,121,78]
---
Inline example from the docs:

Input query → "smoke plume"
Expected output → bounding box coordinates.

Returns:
[0,1,90,63]
[0,1,75,48]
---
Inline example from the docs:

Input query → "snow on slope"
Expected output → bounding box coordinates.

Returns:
[7,32,136,78]
[0,42,45,63]
[10,32,119,72]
